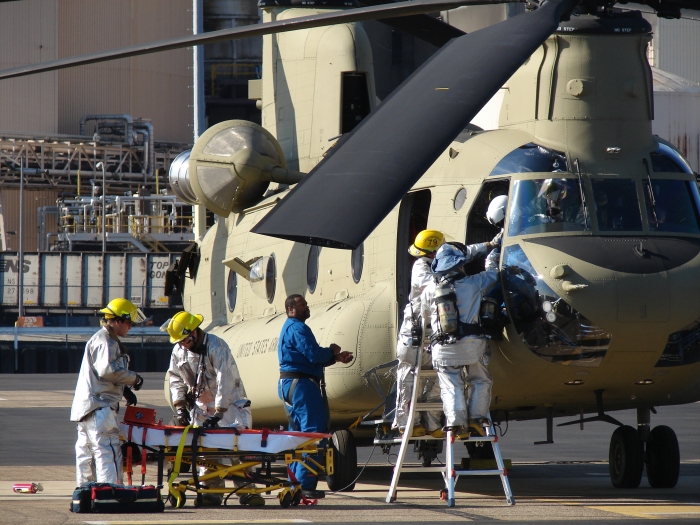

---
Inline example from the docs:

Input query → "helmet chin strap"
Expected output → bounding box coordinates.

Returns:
[186,330,206,354]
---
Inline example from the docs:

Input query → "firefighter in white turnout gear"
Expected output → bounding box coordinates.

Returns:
[421,242,500,435]
[164,311,261,506]
[70,298,146,486]
[392,230,444,436]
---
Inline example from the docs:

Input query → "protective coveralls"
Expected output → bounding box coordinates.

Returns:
[168,332,251,429]
[393,256,441,432]
[277,317,335,490]
[422,244,500,427]
[70,327,140,486]
[168,331,251,501]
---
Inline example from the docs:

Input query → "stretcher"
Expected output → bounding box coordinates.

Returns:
[119,418,333,508]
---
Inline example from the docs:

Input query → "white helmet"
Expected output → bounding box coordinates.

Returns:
[486,195,508,226]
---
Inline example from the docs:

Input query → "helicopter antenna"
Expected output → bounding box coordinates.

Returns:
[642,158,659,228]
[573,158,589,231]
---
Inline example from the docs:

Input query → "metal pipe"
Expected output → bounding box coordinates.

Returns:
[45,232,58,251]
[193,0,207,240]
[80,114,134,145]
[97,162,106,252]
[37,206,60,251]
[18,159,24,318]
[134,121,155,179]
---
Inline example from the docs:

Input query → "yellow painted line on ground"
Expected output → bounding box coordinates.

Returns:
[84,520,312,525]
[589,505,700,520]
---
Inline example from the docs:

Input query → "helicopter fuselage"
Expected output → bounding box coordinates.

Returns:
[180,9,700,431]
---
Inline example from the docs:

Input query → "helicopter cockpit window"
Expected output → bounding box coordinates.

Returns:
[507,178,585,236]
[502,244,611,367]
[591,179,643,232]
[643,179,700,234]
[249,255,276,303]
[489,143,568,177]
[655,317,700,367]
[650,142,693,174]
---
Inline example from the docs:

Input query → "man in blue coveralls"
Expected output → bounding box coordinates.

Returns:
[278,294,354,499]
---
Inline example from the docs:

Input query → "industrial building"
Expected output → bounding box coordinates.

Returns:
[0,0,697,330]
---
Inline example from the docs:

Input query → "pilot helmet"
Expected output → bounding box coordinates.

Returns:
[486,195,508,226]
[162,311,204,344]
[539,179,568,217]
[409,229,445,257]
[100,298,146,324]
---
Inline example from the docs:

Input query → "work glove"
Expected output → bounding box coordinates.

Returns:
[485,248,500,270]
[202,414,222,429]
[176,406,191,427]
[490,230,503,249]
[133,374,144,391]
[123,387,137,406]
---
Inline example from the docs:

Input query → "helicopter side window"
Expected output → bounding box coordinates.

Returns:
[501,244,610,367]
[507,178,585,236]
[590,179,643,232]
[650,142,693,174]
[489,143,568,177]
[643,179,700,234]
[250,255,276,304]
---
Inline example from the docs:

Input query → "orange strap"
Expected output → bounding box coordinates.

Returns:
[141,427,148,476]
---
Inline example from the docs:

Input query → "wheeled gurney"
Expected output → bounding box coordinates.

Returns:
[119,419,333,508]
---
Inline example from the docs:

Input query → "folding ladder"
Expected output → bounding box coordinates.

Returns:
[385,366,515,507]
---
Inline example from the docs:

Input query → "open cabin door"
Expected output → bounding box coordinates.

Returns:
[463,180,509,275]
[396,189,432,327]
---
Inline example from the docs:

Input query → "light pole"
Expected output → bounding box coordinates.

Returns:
[96,162,106,253]
[18,158,24,319]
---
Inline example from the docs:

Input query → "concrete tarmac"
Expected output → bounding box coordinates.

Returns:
[1,373,699,524]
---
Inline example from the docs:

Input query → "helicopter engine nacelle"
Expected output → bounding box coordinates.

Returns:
[168,120,305,215]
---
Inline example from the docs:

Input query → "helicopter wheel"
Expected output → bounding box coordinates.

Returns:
[645,425,680,488]
[609,425,643,488]
[326,429,357,492]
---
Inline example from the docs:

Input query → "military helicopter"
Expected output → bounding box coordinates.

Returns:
[3,0,700,492]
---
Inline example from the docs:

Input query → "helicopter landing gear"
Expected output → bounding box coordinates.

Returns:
[609,425,644,488]
[645,425,680,488]
[608,407,680,489]
[326,429,358,492]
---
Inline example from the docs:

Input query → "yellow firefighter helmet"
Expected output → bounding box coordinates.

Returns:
[408,229,445,257]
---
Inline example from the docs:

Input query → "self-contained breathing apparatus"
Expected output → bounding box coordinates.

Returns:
[430,275,505,345]
[408,299,423,347]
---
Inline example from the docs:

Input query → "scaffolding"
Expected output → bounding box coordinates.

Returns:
[0,120,190,194]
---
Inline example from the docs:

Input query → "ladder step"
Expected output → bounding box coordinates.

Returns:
[454,469,506,476]
[398,467,446,473]
[414,402,443,411]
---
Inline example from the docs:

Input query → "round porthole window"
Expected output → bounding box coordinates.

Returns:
[454,188,467,211]
[307,245,319,293]
[227,270,237,312]
[351,243,364,284]
[250,254,276,303]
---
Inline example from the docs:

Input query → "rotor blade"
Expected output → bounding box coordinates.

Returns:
[357,0,466,47]
[253,0,576,249]
[0,0,506,81]
[379,14,466,47]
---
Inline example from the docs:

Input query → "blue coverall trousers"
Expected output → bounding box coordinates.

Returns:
[278,377,328,490]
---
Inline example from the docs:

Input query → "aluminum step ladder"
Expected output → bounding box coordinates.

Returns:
[385,367,515,507]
